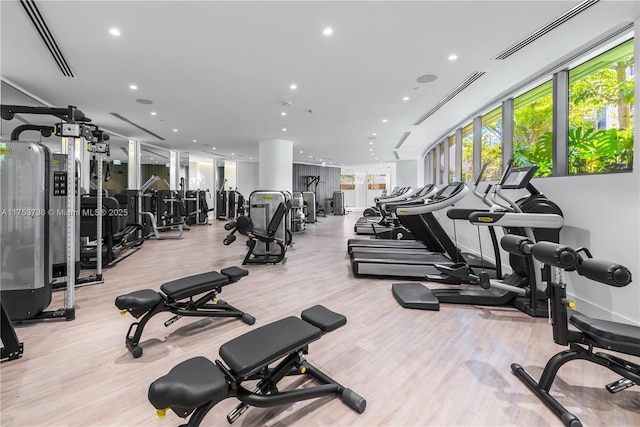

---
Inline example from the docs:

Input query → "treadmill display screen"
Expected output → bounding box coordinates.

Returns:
[501,166,537,189]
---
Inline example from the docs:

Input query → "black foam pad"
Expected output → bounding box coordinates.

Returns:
[115,289,162,310]
[392,283,440,310]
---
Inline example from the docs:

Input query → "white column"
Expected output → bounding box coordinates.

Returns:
[128,139,140,189]
[258,139,293,191]
[169,150,180,190]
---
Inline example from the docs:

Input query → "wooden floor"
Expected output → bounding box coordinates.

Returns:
[1,214,639,427]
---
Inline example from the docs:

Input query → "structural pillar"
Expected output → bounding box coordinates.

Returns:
[258,139,292,192]
[128,139,140,189]
[169,150,180,190]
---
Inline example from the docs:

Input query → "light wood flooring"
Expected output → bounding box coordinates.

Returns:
[1,214,639,427]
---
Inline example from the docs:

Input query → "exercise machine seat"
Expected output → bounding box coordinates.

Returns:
[220,266,250,281]
[149,356,229,410]
[571,313,640,354]
[161,272,229,300]
[220,317,322,377]
[115,289,162,311]
[300,304,347,332]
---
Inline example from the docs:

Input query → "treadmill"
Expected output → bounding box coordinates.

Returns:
[353,187,419,234]
[350,182,484,278]
[349,184,439,244]
[392,162,564,317]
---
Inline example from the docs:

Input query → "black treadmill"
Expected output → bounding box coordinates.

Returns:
[350,182,492,278]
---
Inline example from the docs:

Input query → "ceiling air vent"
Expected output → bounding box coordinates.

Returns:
[413,72,485,126]
[395,132,411,150]
[20,0,75,77]
[494,0,600,60]
[393,151,400,160]
[110,113,165,140]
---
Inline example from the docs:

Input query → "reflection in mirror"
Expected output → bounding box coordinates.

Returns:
[140,144,171,191]
[89,134,129,194]
[180,152,189,193]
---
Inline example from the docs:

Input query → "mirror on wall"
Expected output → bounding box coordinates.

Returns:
[140,144,171,190]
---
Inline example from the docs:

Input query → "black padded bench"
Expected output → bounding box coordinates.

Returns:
[115,267,254,358]
[148,305,365,426]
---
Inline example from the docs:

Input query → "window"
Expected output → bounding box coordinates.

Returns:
[481,107,502,180]
[461,123,473,182]
[448,135,456,182]
[367,174,387,190]
[432,149,437,184]
[568,39,634,174]
[438,141,445,184]
[340,174,355,190]
[513,80,553,176]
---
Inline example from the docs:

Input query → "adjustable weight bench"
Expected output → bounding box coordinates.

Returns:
[115,267,255,358]
[148,305,366,426]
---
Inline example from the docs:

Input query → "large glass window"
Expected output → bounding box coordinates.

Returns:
[568,39,635,174]
[448,135,456,182]
[481,107,502,180]
[513,80,553,176]
[438,141,445,184]
[461,123,473,182]
[340,174,355,190]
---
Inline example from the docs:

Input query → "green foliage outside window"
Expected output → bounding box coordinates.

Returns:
[568,39,634,174]
[461,123,473,182]
[448,135,456,182]
[481,107,502,180]
[513,81,553,176]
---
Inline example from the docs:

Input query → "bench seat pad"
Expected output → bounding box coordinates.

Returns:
[115,289,162,310]
[161,271,229,300]
[148,356,228,410]
[220,317,322,377]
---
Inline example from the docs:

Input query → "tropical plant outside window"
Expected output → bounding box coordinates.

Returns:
[513,80,553,176]
[568,39,634,174]
[461,123,473,181]
[448,135,456,182]
[481,107,502,180]
[340,174,356,190]
[367,173,387,190]
[439,141,445,184]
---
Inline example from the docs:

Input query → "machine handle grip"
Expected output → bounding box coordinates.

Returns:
[578,259,632,287]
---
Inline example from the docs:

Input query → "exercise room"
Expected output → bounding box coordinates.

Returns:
[1,1,639,426]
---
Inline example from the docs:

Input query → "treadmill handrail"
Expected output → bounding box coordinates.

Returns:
[383,185,439,209]
[395,185,469,216]
[469,212,564,229]
[374,187,414,205]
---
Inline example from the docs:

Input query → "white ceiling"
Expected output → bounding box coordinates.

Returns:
[1,1,638,166]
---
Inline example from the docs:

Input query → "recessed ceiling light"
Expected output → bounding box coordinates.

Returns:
[282,128,287,131]
[402,96,410,101]
[323,27,333,36]
[290,84,297,90]
[155,161,158,163]
[150,112,157,116]
[150,157,154,160]
[370,153,374,156]
[375,157,379,160]
[382,119,388,123]
[281,112,287,116]
[322,162,326,166]
[192,139,197,143]
[369,142,373,145]
[369,148,373,151]
[300,150,304,154]
[250,157,253,160]
[173,129,178,132]
[231,153,235,156]
[448,54,458,61]
[308,155,312,158]
[129,84,138,90]
[212,147,216,150]
[372,133,377,136]
[109,28,121,36]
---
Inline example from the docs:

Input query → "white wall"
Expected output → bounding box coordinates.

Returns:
[237,162,259,198]
[396,159,418,188]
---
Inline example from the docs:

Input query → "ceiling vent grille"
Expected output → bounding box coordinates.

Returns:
[393,151,400,160]
[20,0,75,77]
[494,0,600,60]
[395,132,411,150]
[110,113,165,140]
[413,72,485,126]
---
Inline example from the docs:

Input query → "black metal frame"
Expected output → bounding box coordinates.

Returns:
[1,302,24,361]
[118,277,253,358]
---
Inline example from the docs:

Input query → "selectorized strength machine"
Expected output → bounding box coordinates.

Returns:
[148,305,366,426]
[501,237,637,427]
[115,267,255,358]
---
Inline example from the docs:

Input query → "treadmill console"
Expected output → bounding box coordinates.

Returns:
[501,166,538,190]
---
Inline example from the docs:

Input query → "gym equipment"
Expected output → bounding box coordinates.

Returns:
[332,191,345,215]
[148,305,366,425]
[304,176,326,217]
[1,302,24,361]
[223,191,292,265]
[114,267,254,358]
[0,104,98,321]
[290,192,306,232]
[392,162,563,316]
[184,189,212,225]
[502,237,636,427]
[301,191,316,223]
